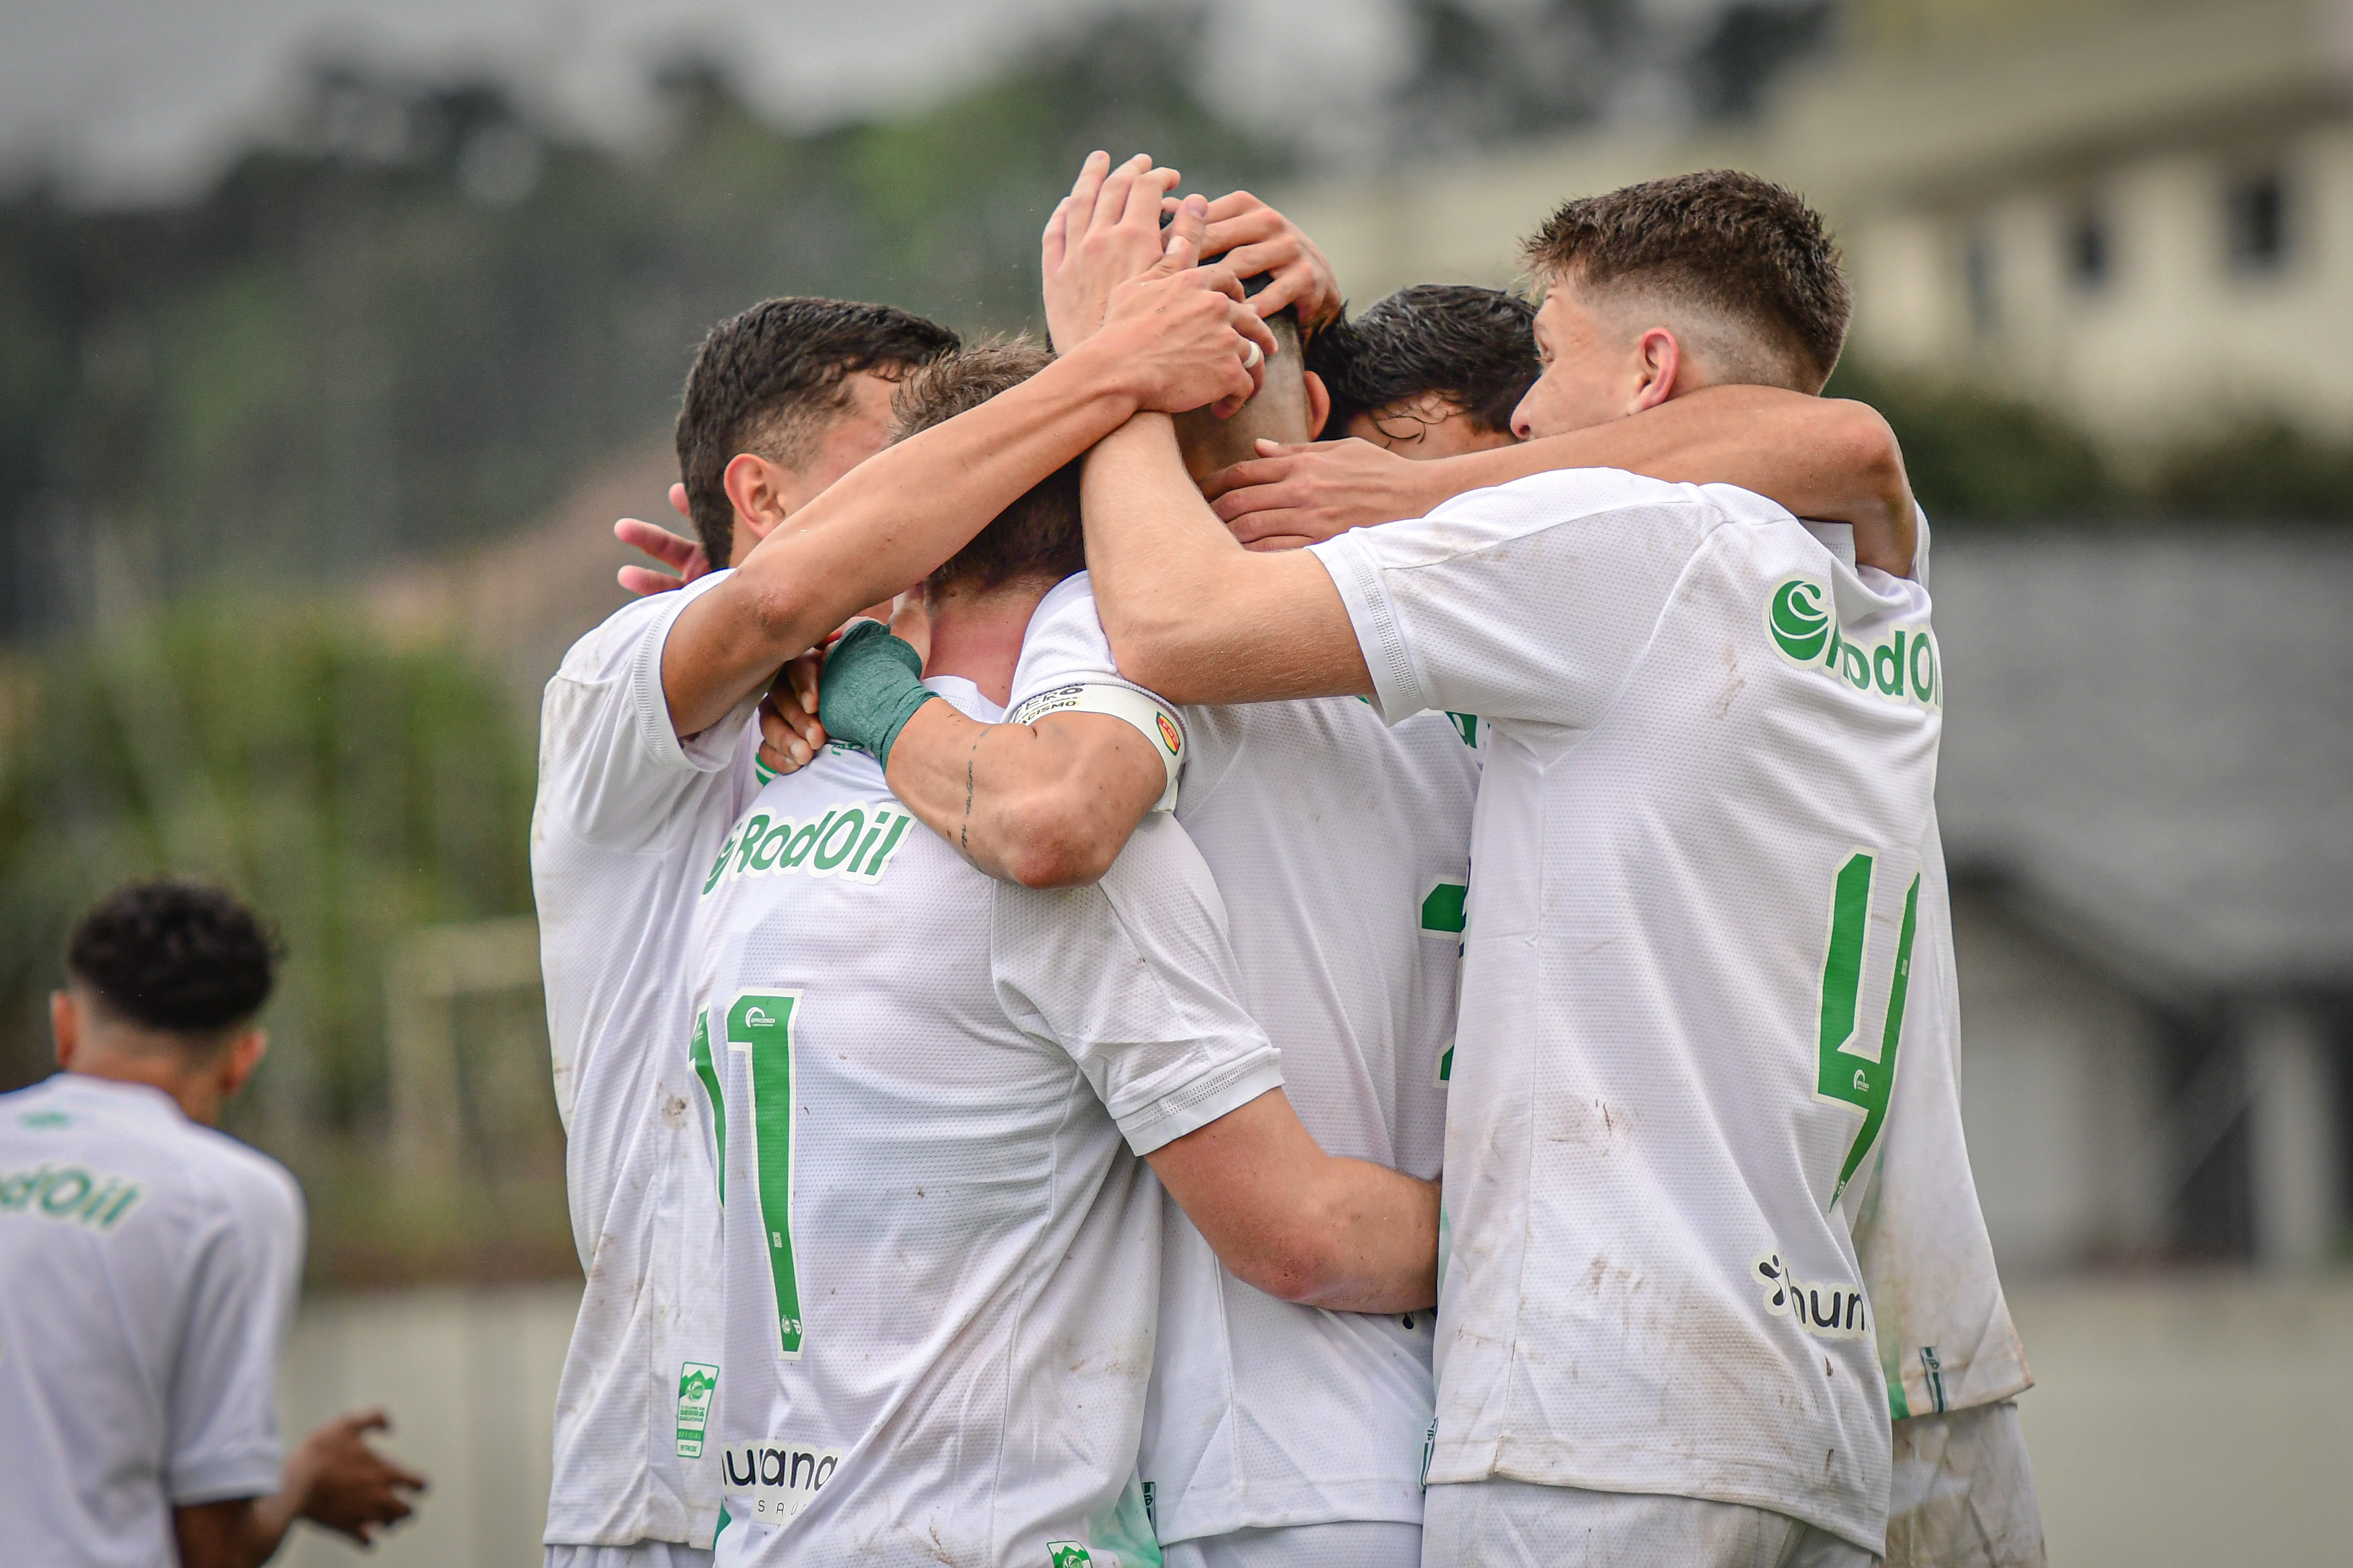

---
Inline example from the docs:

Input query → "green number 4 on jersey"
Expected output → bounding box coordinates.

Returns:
[1813,852,1921,1207]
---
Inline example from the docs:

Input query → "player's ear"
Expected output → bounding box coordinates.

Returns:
[1305,371,1331,441]
[1629,326,1681,414]
[722,453,799,543]
[50,990,77,1070]
[218,1029,268,1100]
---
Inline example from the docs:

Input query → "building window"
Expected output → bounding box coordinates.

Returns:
[2225,169,2288,271]
[2066,203,2111,291]
[1966,227,1999,336]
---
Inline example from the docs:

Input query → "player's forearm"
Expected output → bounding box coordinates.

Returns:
[172,1494,297,1568]
[1287,1161,1441,1314]
[664,344,1145,738]
[1084,415,1367,705]
[1410,387,1915,572]
[882,704,1160,889]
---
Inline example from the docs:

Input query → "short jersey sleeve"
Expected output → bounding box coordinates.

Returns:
[532,570,765,855]
[163,1154,306,1505]
[1008,572,1186,741]
[1307,469,1721,728]
[990,812,1282,1155]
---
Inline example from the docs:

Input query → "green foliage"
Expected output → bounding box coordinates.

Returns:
[2155,417,2353,521]
[0,20,1285,636]
[1825,361,2128,522]
[0,600,550,1280]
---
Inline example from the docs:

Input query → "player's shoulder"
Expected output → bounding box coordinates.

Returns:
[166,1120,304,1231]
[551,569,735,689]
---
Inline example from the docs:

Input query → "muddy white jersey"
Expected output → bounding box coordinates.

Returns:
[532,570,762,1549]
[1801,520,2031,1425]
[0,1075,304,1568]
[1311,471,1944,1554]
[689,678,1282,1568]
[1008,572,1479,1544]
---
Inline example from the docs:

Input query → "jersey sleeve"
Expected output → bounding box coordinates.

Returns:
[1007,571,1187,747]
[1306,469,1720,727]
[162,1155,306,1505]
[532,570,765,856]
[991,812,1282,1155]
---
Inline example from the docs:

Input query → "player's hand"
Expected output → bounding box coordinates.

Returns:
[615,484,709,596]
[1091,195,1276,418]
[757,652,827,775]
[1042,151,1184,352]
[1202,436,1439,546]
[1185,191,1343,329]
[291,1410,425,1545]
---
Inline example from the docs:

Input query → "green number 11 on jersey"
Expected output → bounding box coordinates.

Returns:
[728,991,807,1358]
[1813,852,1922,1208]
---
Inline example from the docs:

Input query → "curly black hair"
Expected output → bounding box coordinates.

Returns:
[67,880,279,1036]
[1307,284,1541,438]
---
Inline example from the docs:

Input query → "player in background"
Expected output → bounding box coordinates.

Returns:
[533,298,957,1568]
[0,880,423,1568]
[680,337,1442,1566]
[1074,170,1940,1565]
[1306,283,1537,459]
[1254,290,2048,1568]
[809,172,1921,1567]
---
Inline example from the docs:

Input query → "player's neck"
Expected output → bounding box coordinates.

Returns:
[65,1054,225,1125]
[920,576,1056,708]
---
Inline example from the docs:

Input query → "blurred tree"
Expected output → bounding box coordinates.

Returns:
[1827,361,2128,522]
[0,595,554,1281]
[2155,417,2353,521]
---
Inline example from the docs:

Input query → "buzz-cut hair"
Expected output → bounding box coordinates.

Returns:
[889,336,1085,594]
[1308,284,1541,436]
[67,879,280,1044]
[1523,170,1851,392]
[675,298,959,568]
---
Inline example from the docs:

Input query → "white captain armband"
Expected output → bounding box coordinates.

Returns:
[1008,682,1185,812]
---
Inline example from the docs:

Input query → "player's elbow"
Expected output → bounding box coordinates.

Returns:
[993,791,1123,889]
[736,570,828,657]
[1230,1204,1355,1307]
[1825,399,1906,505]
[1100,620,1217,709]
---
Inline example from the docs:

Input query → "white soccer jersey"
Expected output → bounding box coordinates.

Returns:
[532,570,763,1549]
[1802,520,2032,1424]
[1310,470,1944,1553]
[0,1074,305,1568]
[688,678,1282,1568]
[1008,573,1479,1544]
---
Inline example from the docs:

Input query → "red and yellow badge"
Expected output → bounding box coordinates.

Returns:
[1155,712,1181,755]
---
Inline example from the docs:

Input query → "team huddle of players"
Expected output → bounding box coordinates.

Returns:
[532,156,2045,1568]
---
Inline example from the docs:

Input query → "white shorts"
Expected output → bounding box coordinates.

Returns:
[1888,1400,2047,1568]
[545,1545,713,1568]
[1421,1478,1879,1568]
[1162,1520,1421,1568]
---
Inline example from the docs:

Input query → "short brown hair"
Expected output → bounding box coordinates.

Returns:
[890,337,1085,594]
[675,298,958,567]
[1523,170,1850,391]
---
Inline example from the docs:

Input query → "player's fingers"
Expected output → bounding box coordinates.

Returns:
[1089,152,1149,234]
[344,1409,392,1435]
[668,482,689,519]
[1198,455,1293,501]
[1121,165,1179,233]
[1041,196,1070,271]
[1211,478,1311,525]
[1199,210,1284,261]
[614,516,694,568]
[1227,298,1279,361]
[1243,533,1318,552]
[1063,150,1110,252]
[1198,189,1264,224]
[616,565,682,597]
[1147,194,1209,276]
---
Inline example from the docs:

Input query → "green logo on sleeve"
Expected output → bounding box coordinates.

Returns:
[1046,1545,1094,1567]
[1768,577,1833,660]
[1765,575,1939,708]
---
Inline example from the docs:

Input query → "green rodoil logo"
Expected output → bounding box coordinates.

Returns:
[1764,575,1939,709]
[1046,1544,1094,1567]
[675,1362,719,1459]
[1768,577,1834,661]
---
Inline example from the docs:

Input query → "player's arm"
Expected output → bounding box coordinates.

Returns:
[1147,1089,1438,1312]
[1205,385,1915,574]
[663,194,1273,741]
[174,1411,424,1568]
[1084,412,1371,706]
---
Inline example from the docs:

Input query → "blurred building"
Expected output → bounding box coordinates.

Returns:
[1286,0,2353,464]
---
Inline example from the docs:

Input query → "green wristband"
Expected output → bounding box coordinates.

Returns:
[817,620,936,769]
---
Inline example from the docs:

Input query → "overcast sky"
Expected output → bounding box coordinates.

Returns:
[2,0,1415,203]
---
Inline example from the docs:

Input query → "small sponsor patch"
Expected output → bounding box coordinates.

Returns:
[675,1362,718,1458]
[1753,1248,1869,1341]
[720,1440,841,1522]
[1155,712,1181,755]
[1046,1544,1094,1567]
